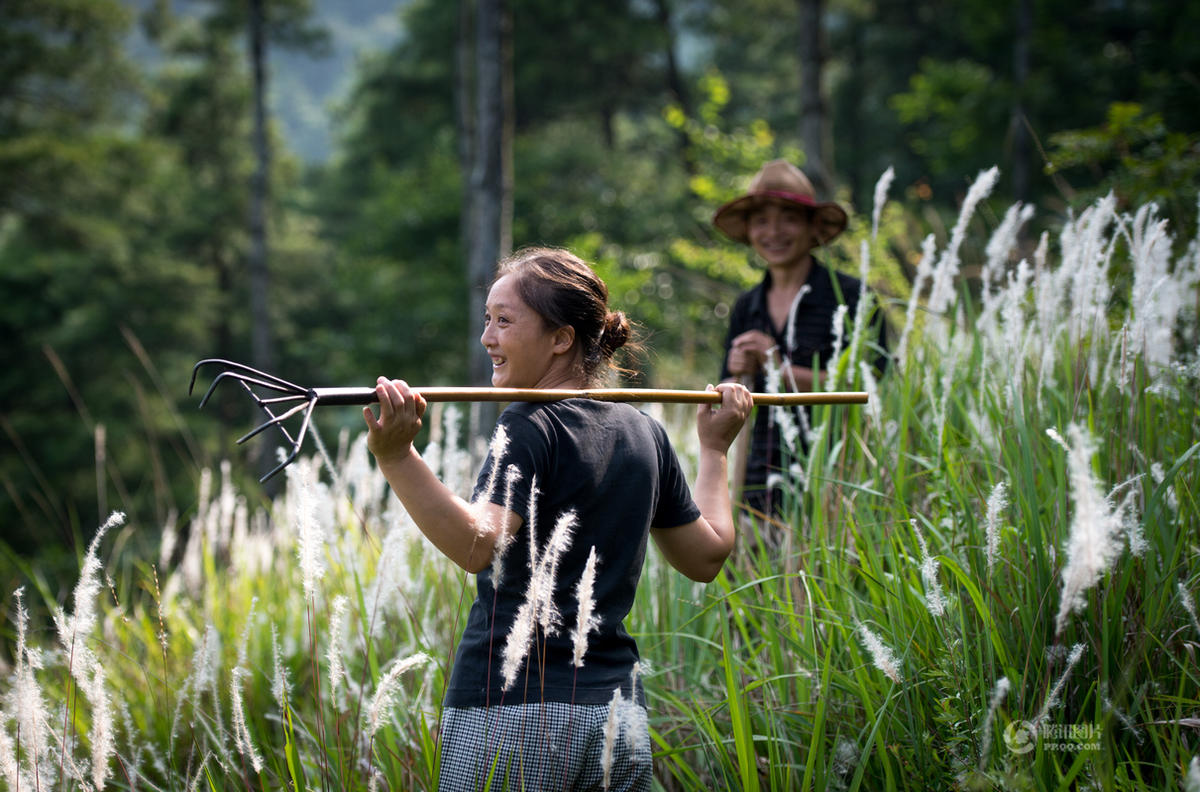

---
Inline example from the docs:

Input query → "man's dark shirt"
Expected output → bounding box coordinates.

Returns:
[720,260,880,511]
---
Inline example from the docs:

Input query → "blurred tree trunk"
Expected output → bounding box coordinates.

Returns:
[457,0,475,270]
[840,11,865,209]
[1011,0,1033,201]
[653,0,694,174]
[247,0,274,374]
[500,3,514,256]
[247,0,278,484]
[467,0,510,443]
[797,0,832,195]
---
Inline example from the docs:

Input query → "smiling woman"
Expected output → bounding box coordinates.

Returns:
[361,246,752,791]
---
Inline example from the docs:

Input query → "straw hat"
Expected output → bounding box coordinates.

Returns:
[712,159,848,245]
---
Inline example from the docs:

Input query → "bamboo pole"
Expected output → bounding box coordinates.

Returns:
[311,386,867,407]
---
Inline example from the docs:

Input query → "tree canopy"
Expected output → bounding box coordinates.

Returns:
[2,0,1198,591]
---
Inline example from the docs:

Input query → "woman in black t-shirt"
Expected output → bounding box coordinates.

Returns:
[363,247,751,791]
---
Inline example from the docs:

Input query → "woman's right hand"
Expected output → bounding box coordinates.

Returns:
[364,378,427,464]
[696,382,753,454]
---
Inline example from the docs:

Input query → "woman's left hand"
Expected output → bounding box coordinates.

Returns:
[364,378,428,464]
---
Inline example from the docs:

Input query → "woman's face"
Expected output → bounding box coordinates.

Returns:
[746,202,817,268]
[480,274,573,389]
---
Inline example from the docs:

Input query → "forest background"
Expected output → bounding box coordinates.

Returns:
[2,0,1199,597]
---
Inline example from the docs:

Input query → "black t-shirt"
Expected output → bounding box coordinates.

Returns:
[443,400,701,707]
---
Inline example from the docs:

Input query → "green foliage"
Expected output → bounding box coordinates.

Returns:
[891,58,1005,179]
[1047,102,1200,236]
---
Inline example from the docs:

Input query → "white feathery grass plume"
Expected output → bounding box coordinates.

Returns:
[327,595,349,709]
[765,353,802,453]
[825,304,848,391]
[601,686,624,790]
[1187,755,1200,792]
[158,510,179,570]
[847,239,875,377]
[1054,424,1125,636]
[230,599,264,772]
[496,473,544,690]
[1151,461,1179,514]
[977,676,1010,770]
[287,457,326,600]
[854,620,902,683]
[365,652,432,741]
[188,751,214,792]
[536,511,579,634]
[168,618,214,747]
[1062,196,1118,380]
[216,459,237,549]
[1033,643,1085,728]
[501,509,578,690]
[367,509,422,621]
[490,463,523,581]
[985,482,1009,573]
[871,166,895,240]
[1045,427,1069,452]
[51,510,123,791]
[1112,485,1145,558]
[1127,202,1181,373]
[601,664,648,790]
[0,721,29,792]
[1180,753,1200,792]
[859,362,882,434]
[6,587,50,790]
[831,737,859,781]
[571,547,602,667]
[1179,582,1200,637]
[271,624,291,710]
[980,202,1035,314]
[469,424,512,549]
[997,259,1034,409]
[930,336,959,451]
[1101,684,1143,744]
[896,232,937,370]
[440,405,470,495]
[502,598,539,692]
[526,474,540,572]
[928,167,1001,320]
[911,520,947,617]
[783,284,812,375]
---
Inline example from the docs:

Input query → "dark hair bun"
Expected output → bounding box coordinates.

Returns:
[598,311,630,357]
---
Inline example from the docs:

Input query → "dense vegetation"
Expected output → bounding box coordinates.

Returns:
[1,0,1198,788]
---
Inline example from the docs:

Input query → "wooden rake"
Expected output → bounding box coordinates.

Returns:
[190,358,868,481]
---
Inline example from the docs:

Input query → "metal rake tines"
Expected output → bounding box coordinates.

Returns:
[191,359,327,482]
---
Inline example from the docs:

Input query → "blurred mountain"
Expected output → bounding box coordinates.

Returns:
[126,0,407,164]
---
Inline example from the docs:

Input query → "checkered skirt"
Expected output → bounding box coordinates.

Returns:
[437,702,651,791]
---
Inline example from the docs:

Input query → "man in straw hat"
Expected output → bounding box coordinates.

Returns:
[713,159,880,524]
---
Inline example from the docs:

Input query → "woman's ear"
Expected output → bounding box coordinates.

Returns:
[552,325,576,355]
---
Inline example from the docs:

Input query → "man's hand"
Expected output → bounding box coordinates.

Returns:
[726,330,777,376]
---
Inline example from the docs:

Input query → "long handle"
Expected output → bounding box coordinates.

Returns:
[312,386,867,407]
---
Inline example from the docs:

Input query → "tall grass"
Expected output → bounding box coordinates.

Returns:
[2,181,1198,791]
